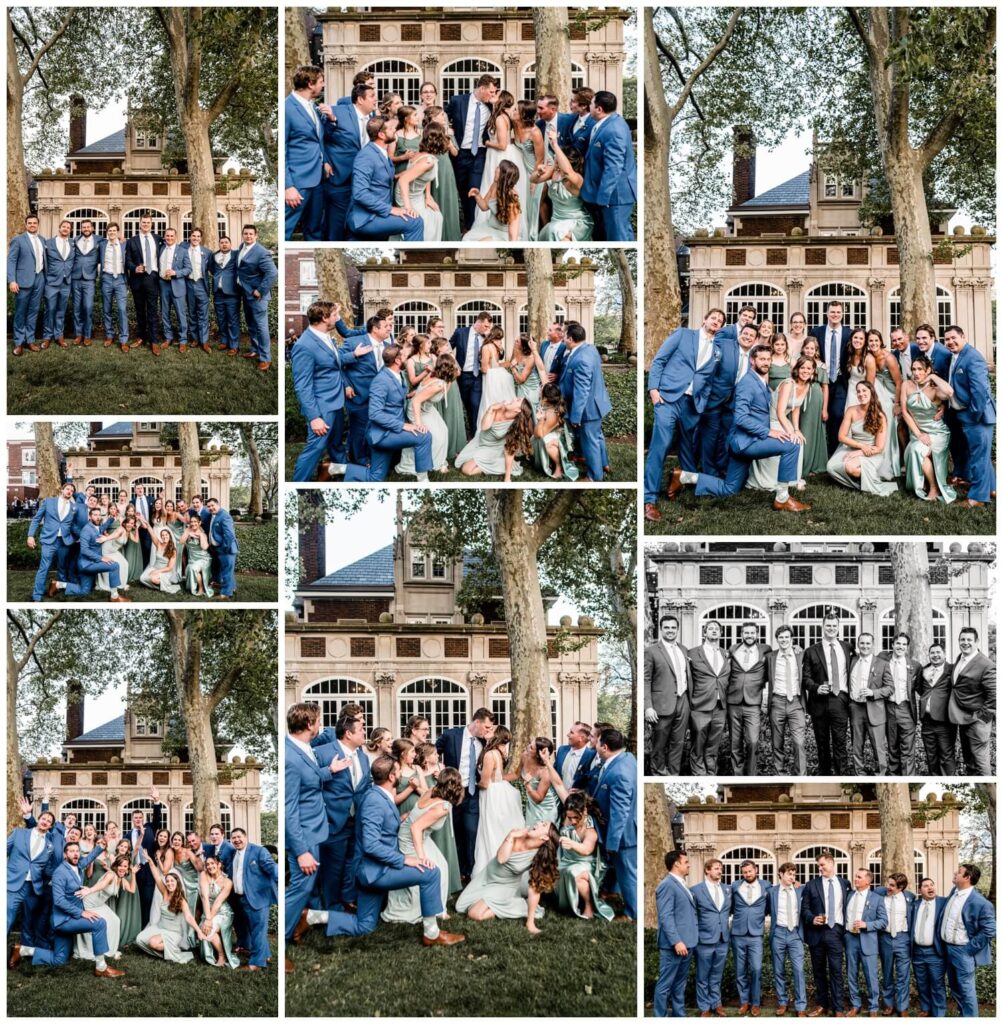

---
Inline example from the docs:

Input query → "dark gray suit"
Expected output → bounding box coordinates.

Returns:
[766,648,807,774]
[726,642,771,775]
[644,640,690,774]
[916,661,957,774]
[687,644,729,775]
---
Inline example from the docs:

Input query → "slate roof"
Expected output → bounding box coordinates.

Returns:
[736,170,810,209]
[90,422,133,438]
[309,544,395,589]
[71,129,126,156]
[68,715,125,743]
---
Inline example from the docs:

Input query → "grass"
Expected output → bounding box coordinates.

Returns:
[6,570,278,603]
[7,935,278,1016]
[286,897,637,1017]
[7,339,277,415]
[644,457,995,536]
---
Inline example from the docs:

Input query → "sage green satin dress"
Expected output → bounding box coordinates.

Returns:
[903,388,957,503]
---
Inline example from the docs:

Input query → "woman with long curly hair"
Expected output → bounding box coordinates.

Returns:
[392,118,444,241]
[472,726,525,876]
[464,159,523,241]
[421,117,461,240]
[866,328,902,480]
[554,790,614,923]
[397,349,458,476]
[476,91,527,224]
[456,821,558,929]
[136,860,208,962]
[455,397,533,480]
[535,126,593,241]
[826,379,899,496]
[520,737,560,826]
[533,382,579,480]
[510,333,548,411]
[900,353,957,503]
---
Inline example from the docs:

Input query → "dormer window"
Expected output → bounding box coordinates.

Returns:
[824,172,858,199]
[411,556,426,579]
[134,128,161,150]
[432,559,446,579]
[134,717,161,736]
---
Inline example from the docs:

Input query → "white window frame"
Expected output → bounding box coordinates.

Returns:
[698,604,768,649]
[397,677,469,741]
[361,59,422,106]
[723,282,787,330]
[489,680,559,740]
[805,283,868,333]
[794,844,851,885]
[440,59,503,105]
[718,845,776,886]
[303,677,377,733]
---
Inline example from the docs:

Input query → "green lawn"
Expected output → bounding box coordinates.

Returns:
[7,340,277,415]
[7,936,278,1016]
[7,570,277,603]
[287,901,637,1017]
[644,458,995,536]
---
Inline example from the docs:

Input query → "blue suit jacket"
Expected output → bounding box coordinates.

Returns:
[201,839,236,876]
[77,519,116,571]
[7,232,46,287]
[580,113,636,208]
[539,339,568,381]
[324,98,366,188]
[179,243,213,289]
[235,244,277,301]
[593,751,636,853]
[208,508,238,556]
[158,245,192,298]
[554,744,595,785]
[767,883,805,940]
[705,335,743,409]
[657,873,699,949]
[949,345,996,425]
[691,880,732,943]
[347,144,395,231]
[43,237,75,286]
[236,842,278,910]
[947,887,996,965]
[435,725,472,774]
[729,372,774,452]
[366,367,408,442]
[557,111,595,154]
[97,238,126,277]
[70,236,102,281]
[908,895,948,956]
[312,738,356,834]
[6,827,55,894]
[910,341,951,378]
[292,327,358,420]
[285,92,327,190]
[208,251,239,296]
[562,343,613,424]
[343,338,384,402]
[647,328,722,411]
[28,496,78,547]
[354,787,406,886]
[731,880,770,936]
[844,888,888,955]
[284,736,330,858]
[50,860,91,929]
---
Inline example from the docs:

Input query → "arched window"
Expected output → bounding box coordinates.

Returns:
[121,798,169,834]
[805,283,868,331]
[866,848,926,887]
[130,476,165,500]
[794,844,851,885]
[60,798,107,833]
[122,207,168,239]
[879,608,947,653]
[175,479,210,504]
[699,605,768,649]
[718,846,776,886]
[184,801,232,838]
[521,62,585,101]
[393,300,442,334]
[889,286,953,340]
[489,680,559,740]
[303,678,377,733]
[182,211,228,243]
[518,303,566,337]
[440,59,503,104]
[86,476,121,500]
[64,208,109,238]
[454,300,502,330]
[724,283,787,329]
[790,604,858,649]
[362,59,422,106]
[397,678,469,740]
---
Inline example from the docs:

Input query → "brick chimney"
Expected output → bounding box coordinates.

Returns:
[69,95,87,154]
[66,679,84,742]
[732,125,756,207]
[298,491,326,586]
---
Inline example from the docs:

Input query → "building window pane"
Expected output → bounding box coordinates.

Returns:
[303,678,377,733]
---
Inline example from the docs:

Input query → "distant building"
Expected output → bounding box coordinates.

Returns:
[7,440,38,507]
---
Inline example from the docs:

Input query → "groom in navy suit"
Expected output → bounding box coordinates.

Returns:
[346,118,424,241]
[451,311,494,437]
[445,74,498,230]
[809,300,853,453]
[324,83,378,241]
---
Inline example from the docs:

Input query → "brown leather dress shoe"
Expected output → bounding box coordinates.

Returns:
[13,346,24,356]
[963,499,986,507]
[291,908,310,944]
[701,1012,712,1018]
[9,944,22,969]
[751,1009,760,1017]
[121,343,130,353]
[808,1009,827,1018]
[257,361,271,371]
[773,496,811,512]
[41,339,51,349]
[238,964,263,971]
[73,335,83,345]
[241,351,257,359]
[28,343,41,352]
[83,337,92,346]
[798,1013,808,1018]
[109,595,133,603]
[713,1009,726,1018]
[152,343,162,356]
[421,930,465,946]
[202,344,211,354]
[738,1005,750,1016]
[881,1009,894,1017]
[129,338,143,348]
[644,502,662,522]
[103,338,114,347]
[897,1013,909,1018]
[94,965,125,977]
[226,348,236,356]
[179,343,188,353]
[776,1007,787,1017]
[666,466,684,500]
[285,956,295,973]
[47,578,59,598]
[56,337,67,347]
[949,476,970,486]
[217,342,229,350]
[847,1010,860,1018]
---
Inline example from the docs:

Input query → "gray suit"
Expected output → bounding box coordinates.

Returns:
[644,640,691,774]
[766,648,807,774]
[877,652,921,775]
[726,642,771,775]
[848,655,893,774]
[687,644,729,775]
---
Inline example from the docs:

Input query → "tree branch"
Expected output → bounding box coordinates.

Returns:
[532,490,582,550]
[8,609,63,675]
[203,614,265,713]
[664,8,741,122]
[654,32,705,121]
[17,9,75,88]
[206,21,265,123]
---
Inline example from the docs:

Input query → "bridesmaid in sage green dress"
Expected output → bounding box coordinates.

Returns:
[510,334,547,411]
[462,160,522,242]
[416,745,462,893]
[178,515,214,596]
[112,839,142,948]
[456,398,534,480]
[513,101,545,240]
[136,862,205,963]
[522,739,560,826]
[405,335,434,392]
[139,525,181,594]
[536,128,593,241]
[199,856,240,968]
[122,510,145,583]
[556,792,614,921]
[392,106,421,177]
[391,739,427,815]
[900,355,957,503]
[797,337,830,476]
[422,117,462,242]
[432,338,466,460]
[172,836,203,919]
[826,381,899,497]
[768,333,792,392]
[164,502,186,586]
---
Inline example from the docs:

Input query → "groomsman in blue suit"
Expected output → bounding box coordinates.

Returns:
[340,310,393,463]
[26,480,79,601]
[206,497,239,598]
[910,876,948,1018]
[769,862,808,1016]
[911,323,952,377]
[451,311,494,438]
[7,214,47,354]
[202,824,236,876]
[6,804,55,966]
[701,319,758,479]
[557,87,597,155]
[560,322,612,482]
[539,322,568,384]
[236,224,277,370]
[344,346,433,481]
[690,858,731,1017]
[324,82,379,240]
[944,324,996,506]
[666,344,811,512]
[70,219,101,345]
[940,863,996,1017]
[292,301,373,481]
[731,859,769,1015]
[446,74,498,230]
[655,850,698,1017]
[843,868,888,1016]
[209,236,241,353]
[346,117,424,241]
[873,872,915,1015]
[580,91,636,241]
[644,309,726,518]
[285,65,334,240]
[124,213,163,348]
[155,227,191,352]
[98,223,129,350]
[42,219,76,347]
[802,850,851,1016]
[228,827,277,972]
[284,702,331,973]
[48,506,130,601]
[593,728,636,920]
[180,226,213,353]
[809,301,854,453]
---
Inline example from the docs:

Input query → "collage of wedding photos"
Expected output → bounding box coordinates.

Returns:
[2,2,996,1023]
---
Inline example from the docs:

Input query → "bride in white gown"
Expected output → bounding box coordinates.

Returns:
[474,92,527,239]
[475,328,516,427]
[472,726,525,877]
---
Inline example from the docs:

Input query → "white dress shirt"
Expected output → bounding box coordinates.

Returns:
[160,244,176,277]
[103,240,123,276]
[940,887,973,944]
[702,643,724,676]
[290,735,318,764]
[463,328,481,372]
[685,329,715,396]
[707,880,724,911]
[77,236,94,256]
[889,656,909,704]
[56,237,70,260]
[660,640,687,697]
[27,828,45,879]
[232,848,245,894]
[775,651,799,700]
[29,233,44,272]
[850,654,873,701]
[885,892,908,937]
[823,877,844,925]
[825,639,847,695]
[738,879,762,905]
[458,726,482,788]
[561,746,584,790]
[460,95,490,150]
[190,246,203,282]
[913,897,937,946]
[847,889,867,928]
[735,643,759,671]
[138,231,157,273]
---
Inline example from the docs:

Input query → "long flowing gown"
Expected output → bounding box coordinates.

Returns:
[872,362,901,479]
[475,362,516,427]
[524,775,560,826]
[184,537,214,596]
[462,198,515,242]
[200,879,240,968]
[174,858,202,920]
[432,152,462,242]
[538,179,593,241]
[392,154,443,242]
[514,134,541,240]
[826,417,899,497]
[423,772,462,893]
[472,762,525,877]
[844,364,867,408]
[556,816,614,921]
[513,359,542,410]
[124,533,145,583]
[903,388,957,503]
[800,363,829,475]
[140,549,181,593]
[397,379,449,475]
[74,878,122,959]
[381,799,452,923]
[439,377,466,460]
[166,519,186,586]
[746,382,806,489]
[97,533,130,592]
[456,849,541,919]
[455,420,520,477]
[115,873,142,947]
[135,904,194,963]
[475,117,527,238]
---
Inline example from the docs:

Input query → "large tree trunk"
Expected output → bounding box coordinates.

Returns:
[977,782,996,903]
[876,783,914,879]
[284,7,313,94]
[532,9,572,108]
[33,422,61,498]
[890,542,932,662]
[612,248,636,356]
[178,423,203,508]
[523,248,555,353]
[239,424,263,516]
[644,784,673,928]
[606,531,638,751]
[6,14,29,240]
[315,250,355,327]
